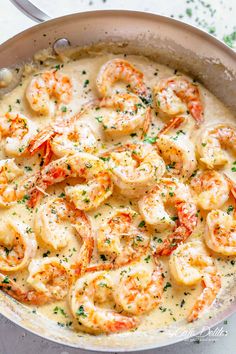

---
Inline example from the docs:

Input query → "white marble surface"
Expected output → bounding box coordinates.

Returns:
[0,0,236,353]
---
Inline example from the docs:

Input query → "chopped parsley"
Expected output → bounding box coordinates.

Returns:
[76,305,87,318]
[2,276,10,284]
[163,282,172,291]
[138,220,146,228]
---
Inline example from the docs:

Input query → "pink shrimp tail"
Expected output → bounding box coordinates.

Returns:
[189,101,204,126]
[155,202,198,256]
[187,273,221,322]
[108,315,139,333]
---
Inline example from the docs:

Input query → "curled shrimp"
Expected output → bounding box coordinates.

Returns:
[0,219,37,272]
[27,152,113,209]
[205,210,236,256]
[89,209,150,271]
[28,110,98,159]
[139,178,198,256]
[156,131,197,179]
[26,70,72,115]
[0,159,42,207]
[114,263,163,315]
[0,257,72,305]
[35,197,94,275]
[0,112,36,156]
[153,76,203,124]
[70,271,139,333]
[190,170,230,210]
[106,143,165,198]
[98,93,151,137]
[96,58,149,99]
[197,124,236,169]
[169,241,221,322]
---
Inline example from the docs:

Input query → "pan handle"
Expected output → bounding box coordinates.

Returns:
[9,0,51,23]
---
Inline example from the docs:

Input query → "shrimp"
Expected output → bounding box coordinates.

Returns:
[26,70,72,115]
[205,210,236,256]
[197,124,236,169]
[28,112,98,159]
[0,159,23,207]
[91,209,150,270]
[139,178,198,256]
[0,257,72,305]
[0,159,41,207]
[96,58,149,99]
[0,219,37,272]
[156,132,197,179]
[69,271,139,333]
[153,76,203,124]
[114,263,163,315]
[190,170,230,210]
[0,112,36,156]
[106,143,165,198]
[27,152,113,209]
[98,93,151,137]
[34,197,94,276]
[169,241,221,322]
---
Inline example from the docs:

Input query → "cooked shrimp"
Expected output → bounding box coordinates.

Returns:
[197,124,236,169]
[28,111,98,159]
[153,76,203,124]
[0,219,37,272]
[190,170,230,210]
[70,271,139,333]
[114,263,163,315]
[139,178,198,256]
[0,159,41,207]
[169,241,221,322]
[26,70,72,115]
[0,112,36,156]
[35,197,94,275]
[156,132,197,179]
[0,257,72,305]
[0,159,23,207]
[98,93,151,137]
[27,152,113,209]
[106,143,165,197]
[97,58,149,99]
[93,209,150,270]
[205,210,236,256]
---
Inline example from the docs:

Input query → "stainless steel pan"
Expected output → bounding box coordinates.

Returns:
[0,1,236,351]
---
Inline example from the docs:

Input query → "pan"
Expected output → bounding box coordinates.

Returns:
[0,1,235,351]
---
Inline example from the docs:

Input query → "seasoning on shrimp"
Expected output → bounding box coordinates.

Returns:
[197,124,236,169]
[0,257,72,305]
[153,76,204,125]
[70,271,139,333]
[26,70,72,116]
[169,241,221,322]
[0,112,36,156]
[139,178,198,256]
[205,210,236,256]
[0,219,37,272]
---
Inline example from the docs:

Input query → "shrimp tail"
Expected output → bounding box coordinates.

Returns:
[107,315,139,332]
[223,173,236,200]
[188,101,204,126]
[187,273,221,322]
[0,273,48,305]
[155,202,197,256]
[157,116,186,136]
[28,126,55,155]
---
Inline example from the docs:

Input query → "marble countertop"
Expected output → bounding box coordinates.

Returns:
[0,1,235,353]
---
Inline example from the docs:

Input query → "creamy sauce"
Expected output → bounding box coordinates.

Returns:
[0,50,235,334]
